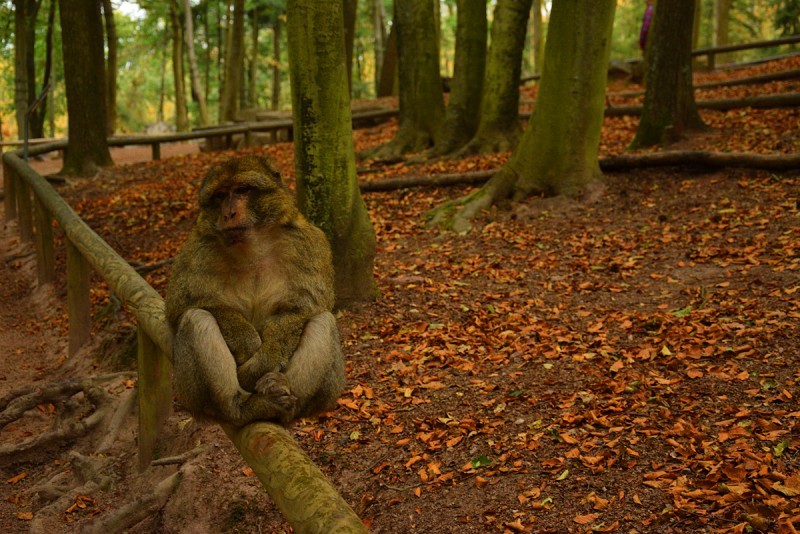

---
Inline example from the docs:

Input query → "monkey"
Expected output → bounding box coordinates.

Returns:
[165,156,345,426]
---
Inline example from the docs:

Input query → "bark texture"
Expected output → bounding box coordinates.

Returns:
[427,0,487,157]
[58,0,113,176]
[169,0,189,131]
[287,0,377,305]
[460,0,532,155]
[368,0,444,159]
[631,0,707,148]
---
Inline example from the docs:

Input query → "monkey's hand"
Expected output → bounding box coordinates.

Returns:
[254,372,297,425]
[237,338,291,391]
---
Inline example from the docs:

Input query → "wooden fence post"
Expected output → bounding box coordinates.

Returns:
[151,143,161,160]
[34,198,55,285]
[137,327,173,471]
[17,180,34,243]
[3,158,18,223]
[66,239,92,356]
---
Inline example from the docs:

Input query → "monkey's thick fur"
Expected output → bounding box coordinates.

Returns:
[165,156,345,426]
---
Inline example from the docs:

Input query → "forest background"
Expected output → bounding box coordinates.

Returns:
[0,0,798,140]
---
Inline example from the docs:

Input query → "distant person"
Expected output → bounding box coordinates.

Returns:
[639,0,655,53]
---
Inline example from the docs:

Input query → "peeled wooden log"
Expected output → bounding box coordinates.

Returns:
[223,422,367,534]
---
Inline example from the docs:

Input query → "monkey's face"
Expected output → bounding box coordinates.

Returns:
[198,160,298,249]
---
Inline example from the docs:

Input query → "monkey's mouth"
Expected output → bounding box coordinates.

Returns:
[222,227,249,244]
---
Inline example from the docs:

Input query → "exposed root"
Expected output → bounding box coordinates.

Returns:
[0,374,133,459]
[151,444,209,466]
[78,466,186,534]
[96,387,138,454]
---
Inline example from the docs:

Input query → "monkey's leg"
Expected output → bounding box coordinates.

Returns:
[175,309,295,426]
[259,311,345,419]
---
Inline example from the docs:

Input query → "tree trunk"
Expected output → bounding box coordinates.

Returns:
[13,0,38,139]
[169,0,189,131]
[714,0,731,63]
[459,0,533,155]
[426,0,486,157]
[531,0,543,76]
[376,23,397,97]
[58,0,113,176]
[32,0,56,139]
[343,0,358,94]
[429,0,616,233]
[220,0,245,121]
[631,0,706,148]
[101,0,118,136]
[248,6,259,108]
[183,0,210,125]
[366,0,444,160]
[271,14,282,110]
[371,0,386,93]
[287,0,377,306]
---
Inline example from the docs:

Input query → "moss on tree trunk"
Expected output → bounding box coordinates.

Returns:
[460,0,532,155]
[631,0,707,148]
[287,0,377,306]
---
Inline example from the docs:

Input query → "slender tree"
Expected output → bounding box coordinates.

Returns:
[366,0,444,160]
[58,0,113,176]
[101,0,117,135]
[430,0,616,233]
[169,0,189,131]
[459,0,532,155]
[425,0,487,157]
[286,0,377,305]
[183,0,210,125]
[631,0,706,148]
[220,0,245,121]
[343,0,357,93]
[270,13,282,110]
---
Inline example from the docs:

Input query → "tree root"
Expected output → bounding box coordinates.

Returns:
[96,387,137,454]
[78,466,185,534]
[0,374,132,459]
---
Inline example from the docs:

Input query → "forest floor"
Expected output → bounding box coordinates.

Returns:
[1,56,799,533]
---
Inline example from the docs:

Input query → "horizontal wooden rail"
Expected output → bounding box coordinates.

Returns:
[2,108,398,161]
[1,143,364,531]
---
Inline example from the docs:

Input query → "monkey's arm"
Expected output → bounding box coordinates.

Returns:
[204,306,262,366]
[237,309,311,391]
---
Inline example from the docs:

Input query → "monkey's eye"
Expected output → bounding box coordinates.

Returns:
[233,185,257,196]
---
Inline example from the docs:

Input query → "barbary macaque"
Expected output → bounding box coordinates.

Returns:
[165,156,345,426]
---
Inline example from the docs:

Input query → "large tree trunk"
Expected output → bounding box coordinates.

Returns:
[220,0,245,121]
[169,0,189,131]
[287,0,377,306]
[429,0,616,233]
[14,0,38,139]
[366,0,444,160]
[426,0,486,157]
[101,0,118,135]
[58,0,113,176]
[631,0,706,148]
[183,0,210,125]
[459,0,533,155]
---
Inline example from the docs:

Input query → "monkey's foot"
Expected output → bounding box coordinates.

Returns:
[254,372,297,424]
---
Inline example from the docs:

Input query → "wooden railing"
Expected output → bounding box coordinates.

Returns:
[2,131,366,532]
[692,34,800,69]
